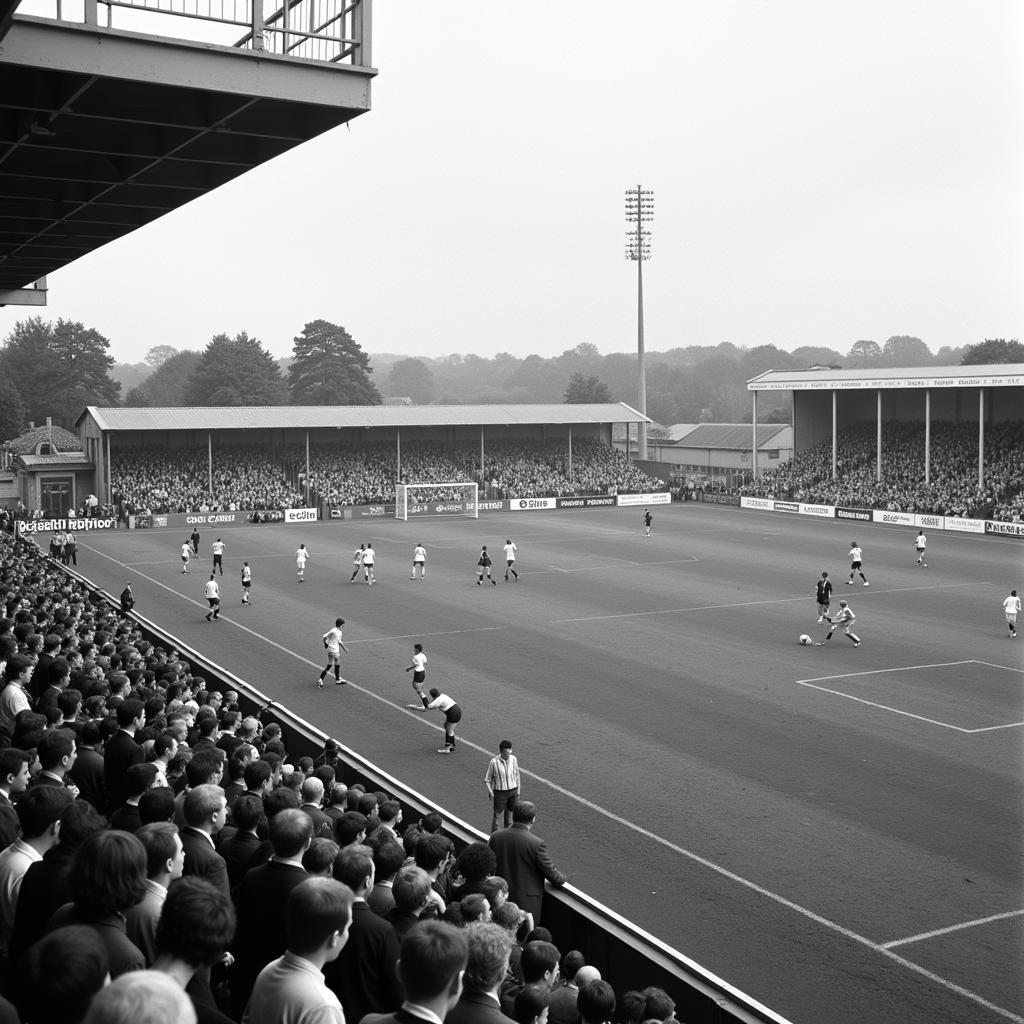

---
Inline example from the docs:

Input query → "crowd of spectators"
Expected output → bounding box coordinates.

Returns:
[110,446,303,518]
[0,524,689,1024]
[740,421,1024,521]
[107,440,665,516]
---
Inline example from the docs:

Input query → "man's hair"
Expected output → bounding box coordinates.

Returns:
[185,751,223,788]
[124,761,159,798]
[157,876,236,968]
[17,925,109,1024]
[461,893,490,923]
[328,783,347,806]
[243,758,273,791]
[578,980,616,1024]
[398,920,469,1003]
[512,800,537,824]
[333,810,367,846]
[139,787,176,825]
[182,783,224,828]
[116,699,144,728]
[455,841,497,883]
[0,746,30,783]
[231,793,263,832]
[616,990,647,1024]
[57,688,82,717]
[462,921,514,993]
[373,840,405,881]
[270,807,314,858]
[4,653,32,682]
[521,940,560,983]
[263,786,299,819]
[378,798,401,823]
[35,727,76,771]
[414,832,453,872]
[16,784,74,839]
[69,830,148,917]
[286,877,354,957]
[481,875,509,907]
[58,800,108,850]
[420,811,443,834]
[356,792,378,816]
[332,845,373,892]
[153,733,177,759]
[302,838,341,875]
[640,987,675,1021]
[560,950,586,983]
[392,865,433,914]
[499,739,513,753]
[491,901,523,932]
[515,983,553,1024]
[80,969,195,1024]
[135,822,180,878]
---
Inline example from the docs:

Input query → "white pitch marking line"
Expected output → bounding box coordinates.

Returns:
[531,557,699,575]
[881,909,1024,950]
[796,682,976,732]
[963,721,1024,733]
[77,543,1023,1024]
[557,582,986,623]
[796,660,978,685]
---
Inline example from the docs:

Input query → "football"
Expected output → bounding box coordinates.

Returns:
[799,634,812,645]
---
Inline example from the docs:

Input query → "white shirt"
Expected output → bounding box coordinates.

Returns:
[362,546,375,565]
[241,565,252,583]
[204,580,220,599]
[411,652,426,673]
[1004,595,1021,615]
[181,544,190,559]
[323,627,344,654]
[426,692,456,712]
[916,534,927,549]
[849,546,863,562]
[503,542,517,561]
[413,546,426,563]
[212,541,225,556]
[833,606,855,624]
[296,548,309,566]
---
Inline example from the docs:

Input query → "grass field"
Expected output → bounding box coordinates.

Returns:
[76,503,1023,1024]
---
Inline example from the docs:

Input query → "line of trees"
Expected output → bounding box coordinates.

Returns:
[1,313,1019,440]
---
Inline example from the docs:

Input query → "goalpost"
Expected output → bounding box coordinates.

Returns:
[395,482,479,521]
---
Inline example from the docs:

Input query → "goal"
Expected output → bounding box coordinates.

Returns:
[395,482,479,521]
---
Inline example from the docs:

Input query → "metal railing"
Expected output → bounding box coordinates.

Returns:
[19,0,371,65]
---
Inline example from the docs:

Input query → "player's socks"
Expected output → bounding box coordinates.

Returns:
[420,695,429,708]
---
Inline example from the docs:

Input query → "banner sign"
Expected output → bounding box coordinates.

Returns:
[873,510,915,526]
[699,493,741,506]
[945,516,985,534]
[511,497,557,511]
[740,497,773,511]
[773,501,800,514]
[615,492,672,507]
[18,516,118,533]
[835,506,873,522]
[128,510,267,530]
[284,507,318,524]
[799,503,835,518]
[914,513,945,530]
[555,496,617,508]
[984,520,1024,538]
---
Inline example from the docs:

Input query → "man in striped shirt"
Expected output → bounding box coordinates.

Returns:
[484,740,520,833]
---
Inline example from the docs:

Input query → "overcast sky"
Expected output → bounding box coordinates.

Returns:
[2,0,1021,365]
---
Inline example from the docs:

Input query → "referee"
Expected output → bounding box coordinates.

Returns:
[484,740,520,833]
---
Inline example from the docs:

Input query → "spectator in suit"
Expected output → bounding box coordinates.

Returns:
[302,837,340,877]
[488,801,566,925]
[368,799,403,846]
[387,866,435,942]
[242,877,352,1024]
[69,720,107,813]
[10,798,107,954]
[446,921,516,1024]
[0,784,73,955]
[514,984,553,1024]
[139,787,176,826]
[361,920,469,1024]
[125,822,185,965]
[29,633,61,703]
[217,793,262,890]
[110,763,159,833]
[323,845,401,1023]
[47,829,148,977]
[179,784,229,901]
[298,777,333,839]
[0,748,31,849]
[578,980,615,1024]
[152,876,236,1024]
[367,840,405,918]
[0,655,34,738]
[230,808,312,1018]
[323,783,348,826]
[104,700,146,813]
[547,951,588,1024]
[501,941,560,1018]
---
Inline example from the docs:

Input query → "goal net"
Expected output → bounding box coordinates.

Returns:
[395,482,479,521]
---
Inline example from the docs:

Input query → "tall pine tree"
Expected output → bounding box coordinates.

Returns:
[288,320,381,405]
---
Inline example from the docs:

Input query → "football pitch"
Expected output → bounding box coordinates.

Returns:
[78,503,1023,1024]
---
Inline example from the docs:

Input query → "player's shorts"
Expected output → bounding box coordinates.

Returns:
[850,561,862,570]
[1007,613,1018,624]
[207,598,220,608]
[444,704,462,724]
[182,555,188,563]
[506,559,515,566]
[414,559,425,567]
[916,547,925,554]
[213,554,223,563]
[413,671,426,684]
[325,650,341,663]
[242,581,251,589]
[817,600,830,610]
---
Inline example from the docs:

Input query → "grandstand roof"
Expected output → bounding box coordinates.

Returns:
[667,423,789,450]
[79,404,649,433]
[747,364,1024,391]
